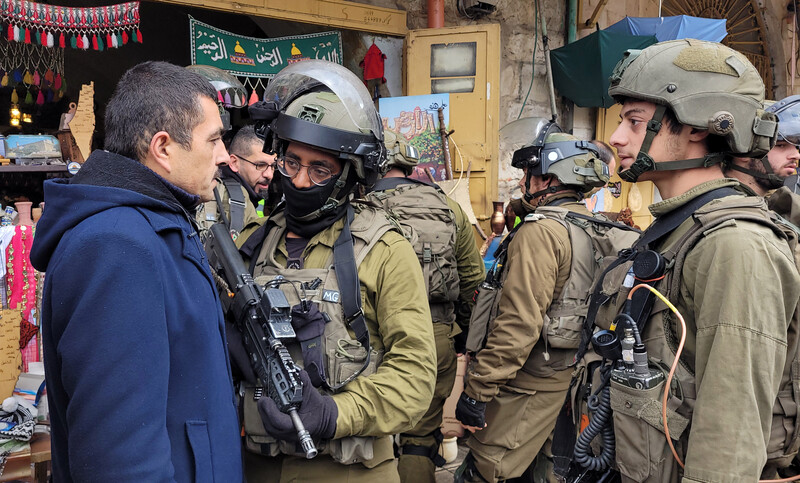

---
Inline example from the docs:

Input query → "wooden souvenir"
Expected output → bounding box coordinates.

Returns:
[68,82,95,162]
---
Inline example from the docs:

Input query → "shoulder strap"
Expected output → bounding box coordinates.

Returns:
[636,187,739,250]
[564,211,642,234]
[372,176,439,192]
[329,205,372,391]
[212,185,230,229]
[223,178,246,235]
[241,209,282,274]
[575,186,740,362]
[665,196,788,307]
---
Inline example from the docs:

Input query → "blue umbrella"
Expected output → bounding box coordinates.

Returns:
[605,15,727,42]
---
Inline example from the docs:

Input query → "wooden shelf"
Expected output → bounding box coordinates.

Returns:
[0,165,68,173]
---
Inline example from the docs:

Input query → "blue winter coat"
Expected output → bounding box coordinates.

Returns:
[30,151,243,482]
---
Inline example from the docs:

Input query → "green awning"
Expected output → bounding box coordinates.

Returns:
[550,30,657,108]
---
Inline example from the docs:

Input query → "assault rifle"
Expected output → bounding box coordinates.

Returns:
[207,223,317,459]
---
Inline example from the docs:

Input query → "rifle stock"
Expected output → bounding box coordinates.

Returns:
[207,223,317,459]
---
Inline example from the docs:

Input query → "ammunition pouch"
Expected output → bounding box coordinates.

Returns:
[608,377,689,482]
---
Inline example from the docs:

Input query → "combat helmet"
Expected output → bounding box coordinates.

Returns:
[503,117,609,201]
[608,39,778,182]
[382,130,420,176]
[727,95,800,188]
[186,64,246,131]
[248,60,386,220]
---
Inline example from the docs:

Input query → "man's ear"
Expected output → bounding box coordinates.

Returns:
[228,154,240,173]
[146,131,173,174]
[688,128,709,142]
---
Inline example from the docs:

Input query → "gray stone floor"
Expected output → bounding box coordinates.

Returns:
[434,438,469,482]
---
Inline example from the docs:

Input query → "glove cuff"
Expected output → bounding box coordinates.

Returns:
[320,396,338,440]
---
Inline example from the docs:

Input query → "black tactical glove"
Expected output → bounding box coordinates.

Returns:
[226,322,256,384]
[258,370,338,441]
[455,391,486,428]
[291,302,330,388]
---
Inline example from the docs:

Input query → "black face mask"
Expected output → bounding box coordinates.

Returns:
[280,173,355,238]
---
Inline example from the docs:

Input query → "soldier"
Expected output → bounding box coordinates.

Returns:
[561,39,800,482]
[724,95,800,478]
[196,125,275,245]
[365,131,484,483]
[726,95,800,197]
[453,123,639,482]
[232,60,436,482]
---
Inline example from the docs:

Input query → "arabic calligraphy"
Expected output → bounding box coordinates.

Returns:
[196,30,229,62]
[190,18,342,78]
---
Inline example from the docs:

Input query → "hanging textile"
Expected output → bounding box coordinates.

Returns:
[360,43,387,84]
[0,0,141,50]
[0,33,65,106]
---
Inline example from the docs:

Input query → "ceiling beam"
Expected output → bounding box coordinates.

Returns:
[151,0,408,36]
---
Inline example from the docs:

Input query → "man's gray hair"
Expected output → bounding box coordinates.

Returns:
[104,61,217,162]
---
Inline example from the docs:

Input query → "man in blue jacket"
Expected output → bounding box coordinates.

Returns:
[30,61,244,482]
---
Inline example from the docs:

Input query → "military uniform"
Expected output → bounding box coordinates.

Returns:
[607,179,800,482]
[465,194,593,482]
[367,178,484,483]
[240,203,437,483]
[196,175,264,247]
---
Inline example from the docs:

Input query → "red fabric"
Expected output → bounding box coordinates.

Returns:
[7,24,12,41]
[23,27,30,44]
[59,32,65,48]
[359,43,387,83]
[19,318,37,350]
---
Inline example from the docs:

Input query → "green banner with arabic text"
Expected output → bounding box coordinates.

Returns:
[190,17,342,78]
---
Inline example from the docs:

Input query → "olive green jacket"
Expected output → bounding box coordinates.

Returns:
[466,194,590,400]
[447,196,486,326]
[265,212,437,439]
[197,178,264,247]
[647,179,800,482]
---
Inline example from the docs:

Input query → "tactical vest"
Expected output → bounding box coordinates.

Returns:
[367,178,460,323]
[465,206,640,369]
[196,178,248,242]
[589,195,800,481]
[242,203,398,466]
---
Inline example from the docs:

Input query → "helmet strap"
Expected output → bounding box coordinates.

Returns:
[726,157,786,188]
[523,169,536,201]
[618,104,666,183]
[617,104,727,182]
[293,163,355,222]
[525,184,575,205]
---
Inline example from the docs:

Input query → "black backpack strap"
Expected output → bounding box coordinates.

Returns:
[212,185,231,229]
[328,204,372,391]
[635,186,739,249]
[574,186,740,363]
[552,377,581,478]
[223,177,247,235]
[240,213,281,274]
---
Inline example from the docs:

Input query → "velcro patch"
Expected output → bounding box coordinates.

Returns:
[673,45,739,77]
[322,289,340,303]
